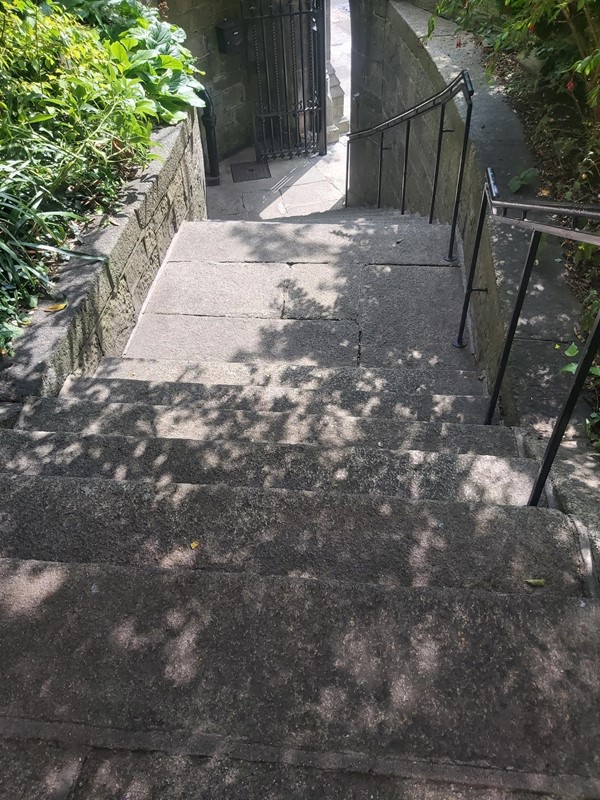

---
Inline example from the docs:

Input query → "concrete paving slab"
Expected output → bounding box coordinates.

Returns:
[17,398,520,456]
[283,263,362,320]
[280,180,343,214]
[0,429,539,504]
[95,358,484,395]
[61,377,488,423]
[207,142,348,221]
[206,187,246,220]
[360,264,475,369]
[0,475,582,593]
[169,219,452,265]
[145,262,289,318]
[0,739,85,800]
[0,563,598,777]
[241,189,288,219]
[125,314,359,366]
[71,750,563,800]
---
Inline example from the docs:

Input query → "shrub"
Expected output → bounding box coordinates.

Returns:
[0,0,204,354]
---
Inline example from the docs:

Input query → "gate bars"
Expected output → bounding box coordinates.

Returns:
[241,0,327,159]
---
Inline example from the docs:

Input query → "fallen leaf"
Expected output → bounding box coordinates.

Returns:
[43,301,68,313]
[525,578,546,587]
[190,541,200,550]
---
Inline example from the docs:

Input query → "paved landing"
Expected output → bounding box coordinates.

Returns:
[125,218,472,369]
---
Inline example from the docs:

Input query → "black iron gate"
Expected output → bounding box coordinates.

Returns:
[241,0,327,159]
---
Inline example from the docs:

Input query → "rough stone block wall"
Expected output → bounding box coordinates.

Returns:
[165,0,254,158]
[0,113,207,401]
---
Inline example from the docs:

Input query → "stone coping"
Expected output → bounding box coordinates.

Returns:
[0,112,206,403]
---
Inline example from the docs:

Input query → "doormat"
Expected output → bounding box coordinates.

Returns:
[231,161,271,183]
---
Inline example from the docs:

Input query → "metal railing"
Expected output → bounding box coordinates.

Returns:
[454,167,600,506]
[345,70,474,262]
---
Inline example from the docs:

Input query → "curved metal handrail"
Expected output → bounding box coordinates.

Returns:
[347,70,474,143]
[454,166,600,506]
[345,70,475,261]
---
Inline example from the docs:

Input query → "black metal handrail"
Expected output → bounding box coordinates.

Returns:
[454,167,600,506]
[345,70,474,261]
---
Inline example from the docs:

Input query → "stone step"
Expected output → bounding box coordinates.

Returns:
[170,217,453,266]
[0,560,597,780]
[17,397,518,456]
[96,357,485,395]
[0,429,540,505]
[0,475,583,594]
[61,377,489,424]
[0,741,571,800]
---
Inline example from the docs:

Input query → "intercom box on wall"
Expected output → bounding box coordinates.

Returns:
[216,19,244,54]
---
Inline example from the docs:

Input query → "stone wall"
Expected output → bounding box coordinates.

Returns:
[166,0,254,158]
[0,113,207,401]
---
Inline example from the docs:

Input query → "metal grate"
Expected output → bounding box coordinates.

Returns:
[241,0,327,160]
[231,161,272,183]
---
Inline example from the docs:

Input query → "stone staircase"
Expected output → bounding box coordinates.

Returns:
[1,210,599,798]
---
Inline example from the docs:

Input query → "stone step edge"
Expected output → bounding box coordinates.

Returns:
[2,426,533,463]
[0,717,596,800]
[16,397,520,449]
[97,356,482,377]
[0,471,564,516]
[0,560,597,798]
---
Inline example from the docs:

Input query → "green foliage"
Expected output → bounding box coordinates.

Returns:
[508,167,539,193]
[0,0,204,355]
[55,0,206,124]
[432,0,600,121]
[559,289,600,449]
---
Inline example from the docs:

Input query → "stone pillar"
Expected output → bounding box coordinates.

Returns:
[324,0,349,144]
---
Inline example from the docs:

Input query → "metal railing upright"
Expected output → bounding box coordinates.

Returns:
[454,167,600,506]
[345,70,474,262]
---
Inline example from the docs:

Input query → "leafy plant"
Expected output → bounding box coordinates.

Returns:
[558,291,600,449]
[508,167,540,193]
[0,0,205,355]
[54,0,205,125]
[432,0,600,122]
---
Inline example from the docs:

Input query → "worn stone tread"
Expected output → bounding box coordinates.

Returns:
[0,429,539,504]
[169,218,453,265]
[96,358,485,395]
[61,376,489,423]
[0,475,582,593]
[0,561,598,779]
[0,740,569,800]
[17,397,519,456]
[67,749,566,800]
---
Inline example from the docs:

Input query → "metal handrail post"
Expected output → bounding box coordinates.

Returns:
[446,100,472,262]
[452,187,487,349]
[528,309,600,505]
[484,229,542,425]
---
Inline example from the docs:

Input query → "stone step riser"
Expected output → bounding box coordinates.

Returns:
[17,398,519,456]
[0,429,539,505]
[61,377,489,424]
[0,561,597,778]
[0,475,583,594]
[96,357,485,395]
